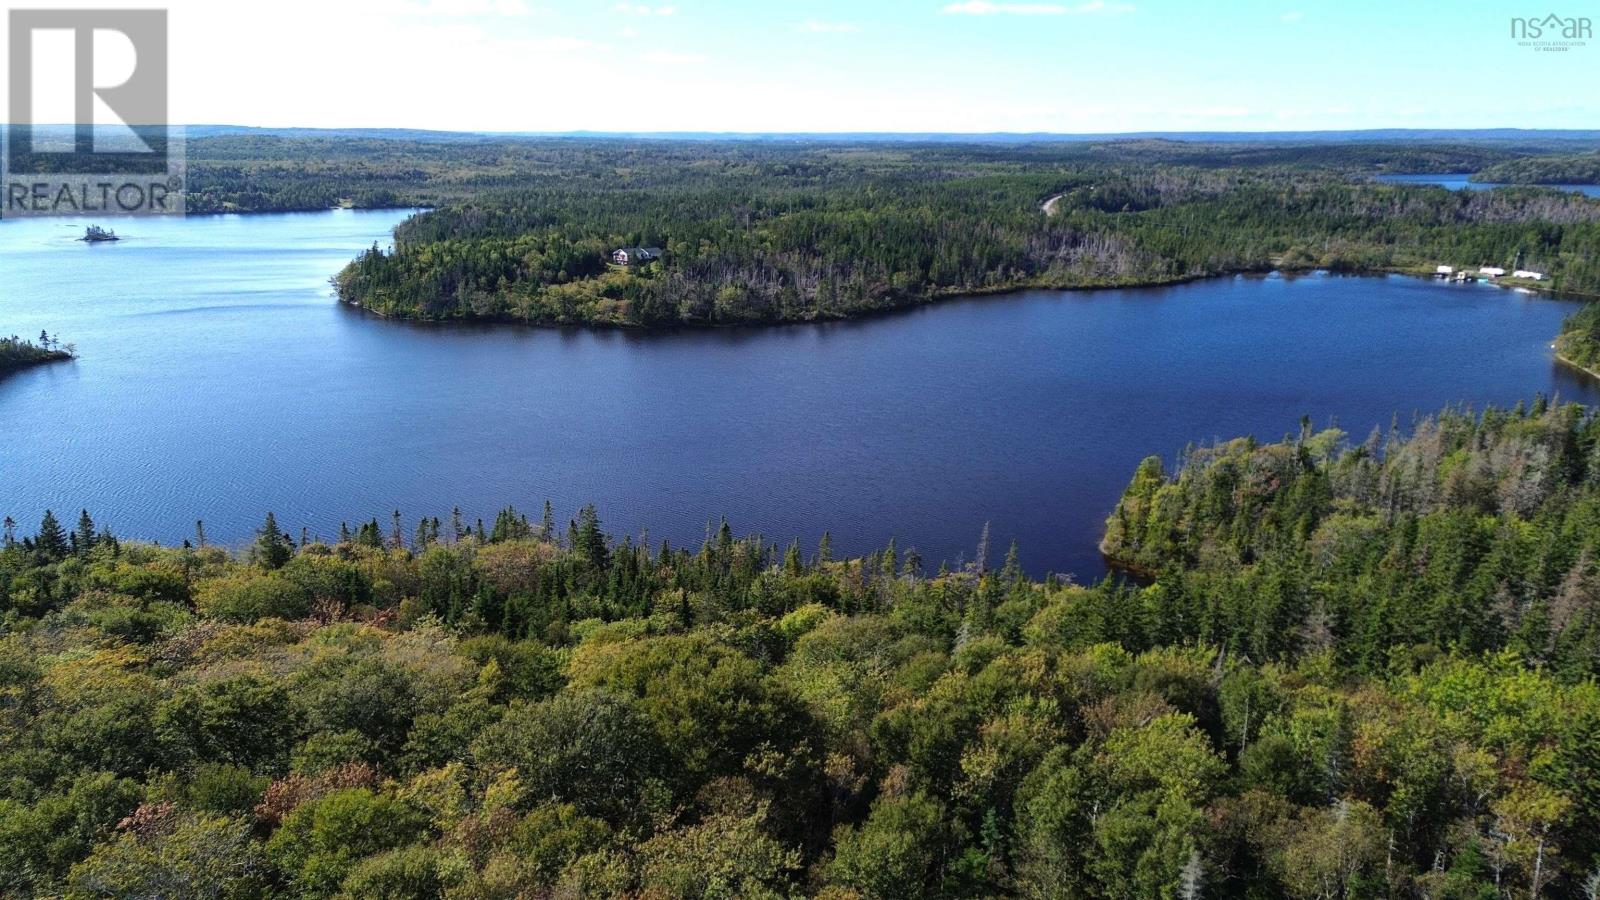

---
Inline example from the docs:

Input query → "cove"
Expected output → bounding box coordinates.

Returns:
[3,209,1597,578]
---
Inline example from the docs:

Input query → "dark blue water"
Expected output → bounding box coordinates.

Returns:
[2,210,1596,578]
[1376,173,1600,197]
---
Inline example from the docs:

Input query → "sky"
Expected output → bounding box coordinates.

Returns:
[2,0,1597,133]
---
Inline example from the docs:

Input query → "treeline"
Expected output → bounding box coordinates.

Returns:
[180,133,1581,215]
[1102,398,1600,673]
[5,402,1600,896]
[328,143,1600,327]
[1475,152,1600,186]
[1557,303,1600,373]
[0,333,73,375]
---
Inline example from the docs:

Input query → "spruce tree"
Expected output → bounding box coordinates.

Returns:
[1002,540,1022,583]
[36,510,68,559]
[255,512,292,569]
[575,504,609,569]
[73,509,96,555]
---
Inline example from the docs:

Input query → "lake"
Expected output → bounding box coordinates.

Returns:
[3,209,1597,578]
[1376,173,1600,197]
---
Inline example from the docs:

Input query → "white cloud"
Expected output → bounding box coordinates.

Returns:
[520,35,610,53]
[644,51,706,64]
[798,19,860,33]
[615,3,677,14]
[941,0,1132,15]
[1280,10,1303,22]
[394,0,533,16]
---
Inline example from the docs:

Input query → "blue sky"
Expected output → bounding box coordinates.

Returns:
[7,0,1597,132]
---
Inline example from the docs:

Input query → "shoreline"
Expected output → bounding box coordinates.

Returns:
[1097,540,1159,582]
[339,263,1285,332]
[339,261,1598,335]
[0,352,74,378]
[0,205,423,223]
[1556,352,1600,382]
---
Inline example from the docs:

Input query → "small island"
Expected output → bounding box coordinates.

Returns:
[79,225,120,243]
[0,332,75,375]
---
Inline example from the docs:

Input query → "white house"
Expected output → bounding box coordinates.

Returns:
[1436,265,1454,275]
[1512,270,1545,280]
[1479,267,1506,277]
[613,247,665,266]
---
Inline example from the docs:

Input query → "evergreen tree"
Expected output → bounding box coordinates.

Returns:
[575,504,609,569]
[36,509,68,559]
[1001,540,1022,583]
[72,509,96,555]
[255,512,292,569]
[539,500,555,542]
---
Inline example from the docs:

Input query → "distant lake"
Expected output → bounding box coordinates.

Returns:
[1376,173,1600,197]
[2,210,1596,578]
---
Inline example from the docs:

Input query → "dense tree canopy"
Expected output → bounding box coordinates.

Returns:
[5,401,1600,896]
[1475,152,1600,186]
[320,143,1600,327]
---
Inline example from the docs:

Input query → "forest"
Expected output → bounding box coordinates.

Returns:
[5,400,1600,897]
[178,133,1598,215]
[1556,304,1600,374]
[304,140,1600,327]
[167,134,1600,329]
[1474,153,1600,187]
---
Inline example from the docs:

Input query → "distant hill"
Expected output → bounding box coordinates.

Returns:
[489,128,1600,145]
[169,126,1600,146]
[182,125,490,142]
[9,124,1599,147]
